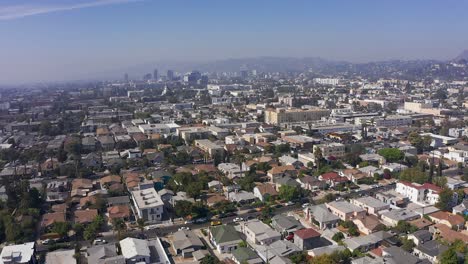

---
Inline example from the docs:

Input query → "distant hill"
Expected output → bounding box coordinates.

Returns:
[454,49,468,61]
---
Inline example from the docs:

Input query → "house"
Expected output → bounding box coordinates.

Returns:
[107,205,131,222]
[209,225,243,253]
[87,244,123,264]
[106,196,130,207]
[413,240,448,263]
[131,188,164,223]
[218,163,243,179]
[253,240,300,262]
[343,231,393,253]
[304,204,340,229]
[227,191,257,204]
[253,183,278,202]
[208,180,223,192]
[231,247,263,264]
[350,196,390,216]
[82,152,102,169]
[82,136,97,151]
[293,228,322,250]
[395,181,442,205]
[352,214,383,235]
[428,211,465,230]
[45,179,70,203]
[297,175,327,191]
[381,209,420,227]
[45,249,76,264]
[0,242,37,264]
[308,245,346,257]
[271,215,304,235]
[453,199,468,215]
[240,219,281,245]
[41,212,66,229]
[172,230,204,258]
[274,176,301,191]
[407,230,432,246]
[382,246,426,264]
[74,209,98,224]
[100,175,121,189]
[267,165,296,182]
[429,223,468,243]
[318,172,348,187]
[278,155,303,168]
[98,135,115,151]
[326,201,366,221]
[119,237,170,264]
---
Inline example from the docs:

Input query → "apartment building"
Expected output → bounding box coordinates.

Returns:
[314,142,345,158]
[194,139,225,158]
[131,188,164,223]
[264,107,330,126]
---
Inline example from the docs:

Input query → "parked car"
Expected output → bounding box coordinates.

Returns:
[211,221,222,226]
[233,217,244,223]
[285,233,294,241]
[93,239,107,245]
[301,203,310,208]
[178,226,190,231]
[194,217,208,224]
[284,201,295,206]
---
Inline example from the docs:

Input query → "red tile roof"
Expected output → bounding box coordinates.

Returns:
[295,228,320,239]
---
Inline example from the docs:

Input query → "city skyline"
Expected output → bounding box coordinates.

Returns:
[1,0,468,84]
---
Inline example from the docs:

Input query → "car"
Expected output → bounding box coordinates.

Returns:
[194,217,207,224]
[233,217,244,223]
[92,239,107,245]
[211,221,222,226]
[178,226,190,231]
[184,220,194,224]
[284,201,295,206]
[42,239,52,245]
[285,233,294,241]
[301,203,310,208]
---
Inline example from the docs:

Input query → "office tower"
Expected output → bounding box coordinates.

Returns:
[124,73,129,82]
[240,69,249,79]
[153,69,158,80]
[167,70,174,81]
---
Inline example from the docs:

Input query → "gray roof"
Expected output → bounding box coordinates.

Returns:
[232,247,261,263]
[327,201,366,214]
[307,204,340,223]
[87,244,118,264]
[383,246,425,264]
[343,231,392,252]
[410,230,432,243]
[416,240,448,258]
[106,196,130,206]
[309,245,346,256]
[271,214,304,232]
[382,208,419,221]
[172,230,204,252]
[352,196,388,208]
[210,225,242,244]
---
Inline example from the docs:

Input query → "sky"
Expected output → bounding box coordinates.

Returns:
[0,0,468,84]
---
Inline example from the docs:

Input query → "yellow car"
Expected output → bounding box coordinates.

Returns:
[211,221,222,226]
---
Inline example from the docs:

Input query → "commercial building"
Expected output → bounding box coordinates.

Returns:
[264,108,330,126]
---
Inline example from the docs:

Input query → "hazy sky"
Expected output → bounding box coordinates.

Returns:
[1,0,467,84]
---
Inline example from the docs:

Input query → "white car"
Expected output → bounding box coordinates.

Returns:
[233,217,244,223]
[178,226,190,231]
[93,239,107,245]
[301,203,310,208]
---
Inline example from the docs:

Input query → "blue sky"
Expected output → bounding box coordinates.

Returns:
[0,0,467,84]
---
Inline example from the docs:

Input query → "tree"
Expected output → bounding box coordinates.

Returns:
[399,167,429,184]
[112,218,127,240]
[394,221,417,234]
[200,255,221,264]
[378,148,404,163]
[314,146,324,169]
[278,185,301,201]
[332,232,345,242]
[51,222,71,237]
[137,218,145,233]
[435,188,455,211]
[439,247,459,264]
[401,237,415,252]
[174,201,193,218]
[238,241,247,248]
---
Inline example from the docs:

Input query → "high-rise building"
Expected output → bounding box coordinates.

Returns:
[240,70,249,79]
[153,69,158,80]
[124,73,129,82]
[143,73,152,80]
[167,70,174,81]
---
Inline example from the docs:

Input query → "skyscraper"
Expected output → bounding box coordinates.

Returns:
[153,69,158,80]
[124,73,129,82]
[167,70,174,81]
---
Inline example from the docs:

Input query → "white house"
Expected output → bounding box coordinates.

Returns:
[239,219,281,245]
[395,181,442,205]
[120,237,170,264]
[0,242,36,264]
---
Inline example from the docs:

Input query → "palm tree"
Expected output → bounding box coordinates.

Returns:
[136,218,145,233]
[112,218,127,240]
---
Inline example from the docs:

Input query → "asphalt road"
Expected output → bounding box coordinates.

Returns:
[101,203,302,243]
